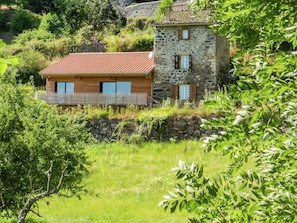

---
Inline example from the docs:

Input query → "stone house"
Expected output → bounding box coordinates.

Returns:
[153,9,229,103]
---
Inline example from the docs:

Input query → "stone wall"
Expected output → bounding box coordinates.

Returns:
[88,116,218,142]
[125,1,161,18]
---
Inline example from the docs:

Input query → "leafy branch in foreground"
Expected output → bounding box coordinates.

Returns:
[160,0,297,222]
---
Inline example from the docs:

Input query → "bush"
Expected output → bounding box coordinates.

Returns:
[10,10,41,34]
[104,17,154,52]
[131,34,154,51]
[14,49,48,86]
[105,31,154,52]
[13,29,55,45]
[12,33,78,59]
[39,13,64,36]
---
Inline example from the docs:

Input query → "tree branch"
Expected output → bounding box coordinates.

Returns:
[17,161,68,223]
[0,192,5,210]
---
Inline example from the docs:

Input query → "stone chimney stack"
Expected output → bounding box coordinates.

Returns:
[165,6,171,21]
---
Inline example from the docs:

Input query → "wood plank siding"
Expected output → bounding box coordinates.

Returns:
[42,75,152,106]
[46,76,152,97]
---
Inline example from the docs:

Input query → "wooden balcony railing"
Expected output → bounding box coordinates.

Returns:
[35,92,148,106]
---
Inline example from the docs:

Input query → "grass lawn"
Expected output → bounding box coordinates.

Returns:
[4,141,230,223]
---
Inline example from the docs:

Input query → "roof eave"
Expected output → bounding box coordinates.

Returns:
[153,22,212,27]
[40,71,154,77]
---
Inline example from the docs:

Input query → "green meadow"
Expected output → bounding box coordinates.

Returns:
[3,141,230,223]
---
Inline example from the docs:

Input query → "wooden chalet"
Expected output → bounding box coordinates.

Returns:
[37,52,154,106]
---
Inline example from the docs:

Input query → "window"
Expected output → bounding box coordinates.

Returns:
[180,55,190,69]
[179,85,190,100]
[174,55,192,69]
[178,29,190,40]
[101,82,131,94]
[55,82,74,94]
[172,84,196,102]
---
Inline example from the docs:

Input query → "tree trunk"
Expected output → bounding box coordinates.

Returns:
[17,162,67,223]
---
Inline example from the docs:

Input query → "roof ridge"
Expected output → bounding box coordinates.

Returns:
[69,51,153,55]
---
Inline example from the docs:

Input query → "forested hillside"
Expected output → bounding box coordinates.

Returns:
[0,0,155,86]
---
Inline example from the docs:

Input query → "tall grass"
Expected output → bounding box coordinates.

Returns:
[16,141,230,223]
[70,98,220,120]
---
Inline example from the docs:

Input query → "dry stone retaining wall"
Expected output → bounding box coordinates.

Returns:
[124,1,161,18]
[89,116,218,142]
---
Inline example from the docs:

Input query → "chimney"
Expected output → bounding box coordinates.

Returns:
[165,6,171,21]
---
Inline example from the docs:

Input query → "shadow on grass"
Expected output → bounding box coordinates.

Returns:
[24,218,47,223]
[5,218,47,223]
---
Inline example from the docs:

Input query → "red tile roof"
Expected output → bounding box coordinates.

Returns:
[40,52,154,76]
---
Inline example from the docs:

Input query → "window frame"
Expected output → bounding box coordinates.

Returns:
[100,81,131,94]
[174,54,192,69]
[172,84,196,102]
[178,29,190,40]
[179,84,190,100]
[55,82,74,94]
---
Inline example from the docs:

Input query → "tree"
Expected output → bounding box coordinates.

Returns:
[14,0,55,14]
[85,0,126,33]
[14,49,47,86]
[9,10,41,34]
[160,0,297,222]
[155,0,174,21]
[0,0,15,8]
[0,40,91,223]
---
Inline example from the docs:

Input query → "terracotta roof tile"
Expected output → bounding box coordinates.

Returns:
[154,10,211,26]
[40,52,154,76]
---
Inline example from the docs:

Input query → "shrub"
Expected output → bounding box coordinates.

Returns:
[13,29,55,45]
[39,13,64,36]
[104,17,155,52]
[10,10,41,34]
[14,49,48,86]
[131,34,154,51]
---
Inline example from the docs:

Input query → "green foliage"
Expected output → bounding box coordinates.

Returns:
[160,0,297,222]
[0,40,18,74]
[10,10,41,34]
[85,0,126,33]
[0,0,15,7]
[0,11,4,29]
[210,0,297,51]
[13,49,48,86]
[0,72,90,221]
[38,13,64,36]
[14,0,55,14]
[7,33,78,62]
[105,17,154,52]
[155,0,175,21]
[13,29,55,45]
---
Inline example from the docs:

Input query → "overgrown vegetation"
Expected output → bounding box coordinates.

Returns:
[160,0,297,222]
[75,98,218,120]
[0,1,153,86]
[104,17,154,52]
